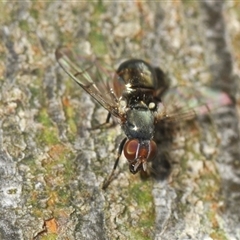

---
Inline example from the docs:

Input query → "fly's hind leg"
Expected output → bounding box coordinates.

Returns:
[102,137,127,190]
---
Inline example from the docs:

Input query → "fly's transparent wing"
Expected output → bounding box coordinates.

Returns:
[153,86,232,176]
[55,47,121,118]
[158,86,232,122]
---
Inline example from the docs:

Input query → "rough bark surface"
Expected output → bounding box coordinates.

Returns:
[0,1,239,240]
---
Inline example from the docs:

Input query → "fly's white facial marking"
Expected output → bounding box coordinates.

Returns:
[119,99,127,114]
[148,102,155,110]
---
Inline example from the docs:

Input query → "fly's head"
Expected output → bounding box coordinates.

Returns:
[123,139,157,173]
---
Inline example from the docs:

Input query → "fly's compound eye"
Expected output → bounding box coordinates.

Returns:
[148,140,157,161]
[124,139,139,161]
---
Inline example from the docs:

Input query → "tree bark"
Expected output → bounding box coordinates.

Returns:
[0,1,239,239]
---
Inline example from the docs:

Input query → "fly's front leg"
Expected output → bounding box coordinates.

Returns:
[102,137,127,190]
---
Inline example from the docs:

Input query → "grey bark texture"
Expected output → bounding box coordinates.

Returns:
[0,1,240,240]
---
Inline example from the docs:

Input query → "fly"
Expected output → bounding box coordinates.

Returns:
[55,47,232,189]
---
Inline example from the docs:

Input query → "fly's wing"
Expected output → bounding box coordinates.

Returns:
[156,86,232,122]
[55,47,121,118]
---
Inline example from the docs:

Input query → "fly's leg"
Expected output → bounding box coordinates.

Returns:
[102,137,127,190]
[89,112,112,130]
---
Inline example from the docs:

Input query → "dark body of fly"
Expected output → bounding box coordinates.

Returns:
[56,48,232,189]
[114,59,164,175]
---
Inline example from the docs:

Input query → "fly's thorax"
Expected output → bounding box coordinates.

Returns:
[122,105,155,140]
